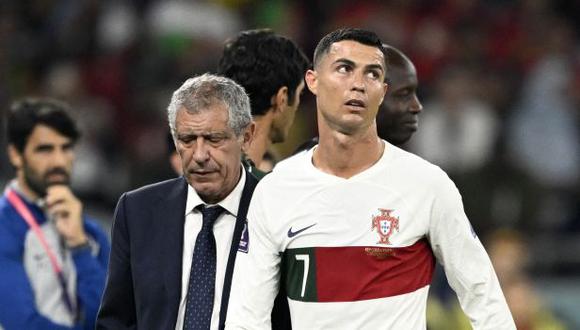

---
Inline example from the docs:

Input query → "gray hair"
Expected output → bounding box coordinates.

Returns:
[167,73,252,138]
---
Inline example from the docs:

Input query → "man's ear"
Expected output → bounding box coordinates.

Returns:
[305,69,318,95]
[241,121,256,153]
[271,86,289,114]
[7,144,23,169]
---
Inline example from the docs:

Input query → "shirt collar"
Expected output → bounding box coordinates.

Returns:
[185,166,246,217]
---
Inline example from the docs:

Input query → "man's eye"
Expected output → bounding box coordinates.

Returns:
[178,136,194,144]
[396,89,412,98]
[207,134,228,143]
[35,146,53,153]
[337,65,349,73]
[367,71,380,79]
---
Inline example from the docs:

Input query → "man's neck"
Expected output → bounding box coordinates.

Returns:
[245,114,273,168]
[314,124,384,179]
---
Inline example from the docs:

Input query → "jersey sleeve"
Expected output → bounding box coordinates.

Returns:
[428,175,516,330]
[226,187,281,330]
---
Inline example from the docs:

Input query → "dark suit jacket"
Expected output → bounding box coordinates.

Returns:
[97,173,257,330]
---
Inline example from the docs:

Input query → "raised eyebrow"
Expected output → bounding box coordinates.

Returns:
[333,58,355,67]
[365,63,385,73]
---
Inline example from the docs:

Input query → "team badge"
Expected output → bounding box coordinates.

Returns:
[371,208,399,245]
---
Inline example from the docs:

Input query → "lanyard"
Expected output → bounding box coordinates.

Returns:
[5,188,76,315]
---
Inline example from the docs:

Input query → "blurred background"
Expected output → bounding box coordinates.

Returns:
[0,0,578,328]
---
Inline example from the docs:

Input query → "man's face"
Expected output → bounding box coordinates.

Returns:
[306,40,388,135]
[9,124,75,198]
[271,81,305,143]
[377,61,423,145]
[175,103,251,204]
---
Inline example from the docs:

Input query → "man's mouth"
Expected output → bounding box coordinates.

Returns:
[403,119,419,130]
[189,169,218,178]
[345,99,366,109]
[44,170,69,183]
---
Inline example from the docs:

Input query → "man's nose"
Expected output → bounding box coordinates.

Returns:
[351,72,366,92]
[50,148,69,167]
[192,139,210,163]
[410,94,423,114]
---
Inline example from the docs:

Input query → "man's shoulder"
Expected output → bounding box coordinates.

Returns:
[252,152,310,197]
[270,151,310,176]
[0,195,12,215]
[123,177,187,202]
[387,144,457,192]
[0,195,30,234]
[389,144,447,176]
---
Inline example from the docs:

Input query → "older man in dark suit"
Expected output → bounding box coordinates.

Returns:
[97,73,257,330]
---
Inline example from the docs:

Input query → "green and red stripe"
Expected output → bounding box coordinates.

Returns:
[281,239,435,302]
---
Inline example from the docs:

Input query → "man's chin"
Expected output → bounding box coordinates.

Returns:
[194,188,223,204]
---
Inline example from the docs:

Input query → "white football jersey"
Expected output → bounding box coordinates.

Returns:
[227,142,515,330]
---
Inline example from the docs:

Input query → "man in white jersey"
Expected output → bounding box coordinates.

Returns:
[226,28,515,330]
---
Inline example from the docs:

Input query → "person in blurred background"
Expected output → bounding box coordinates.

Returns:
[375,44,423,146]
[97,74,257,330]
[429,229,567,330]
[293,43,423,153]
[217,28,310,177]
[0,98,110,329]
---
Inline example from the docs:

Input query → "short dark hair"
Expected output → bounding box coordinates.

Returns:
[217,29,310,116]
[313,28,386,68]
[6,98,80,152]
[383,44,412,83]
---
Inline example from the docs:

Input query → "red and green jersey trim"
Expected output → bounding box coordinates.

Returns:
[281,239,435,302]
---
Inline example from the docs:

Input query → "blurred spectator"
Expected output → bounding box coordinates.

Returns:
[507,23,579,190]
[410,65,499,174]
[428,229,568,330]
[0,98,110,329]
[505,17,579,233]
[488,230,567,330]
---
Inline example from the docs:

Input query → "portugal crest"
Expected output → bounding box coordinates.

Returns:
[371,208,399,245]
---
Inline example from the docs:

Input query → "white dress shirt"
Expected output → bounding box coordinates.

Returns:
[175,169,246,330]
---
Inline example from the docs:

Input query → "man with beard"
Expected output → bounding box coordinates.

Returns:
[0,98,110,329]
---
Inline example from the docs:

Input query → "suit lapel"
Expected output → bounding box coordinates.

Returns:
[157,177,188,324]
